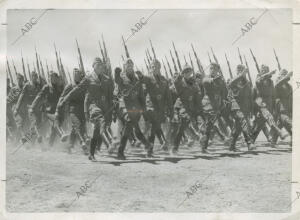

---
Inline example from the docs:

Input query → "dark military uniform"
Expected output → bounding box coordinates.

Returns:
[172,65,203,152]
[138,69,173,149]
[7,75,24,141]
[15,77,42,139]
[201,63,233,152]
[56,82,87,153]
[272,69,292,144]
[114,67,151,158]
[61,69,114,160]
[227,68,254,150]
[31,82,64,145]
[252,65,286,143]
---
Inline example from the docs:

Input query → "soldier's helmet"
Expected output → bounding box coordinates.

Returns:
[124,58,134,66]
[92,57,104,68]
[16,73,24,81]
[150,59,161,70]
[260,64,270,75]
[181,64,193,76]
[73,68,83,84]
[123,58,134,73]
[276,69,289,85]
[31,71,38,81]
[236,64,246,75]
[195,70,204,79]
[209,63,220,78]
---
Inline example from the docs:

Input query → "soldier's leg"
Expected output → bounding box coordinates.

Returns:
[88,104,107,160]
[173,120,186,152]
[134,122,153,156]
[231,110,254,151]
[90,125,100,160]
[281,114,292,135]
[118,120,133,159]
[251,114,267,143]
[200,112,214,152]
[68,129,77,153]
[230,117,242,151]
[70,112,87,153]
[261,107,287,140]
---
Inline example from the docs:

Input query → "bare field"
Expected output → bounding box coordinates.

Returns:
[5,136,292,212]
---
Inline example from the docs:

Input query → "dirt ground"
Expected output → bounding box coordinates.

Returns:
[5,134,292,213]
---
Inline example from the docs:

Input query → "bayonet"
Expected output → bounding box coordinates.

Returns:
[273,48,281,71]
[225,53,233,78]
[249,48,260,74]
[122,35,130,58]
[172,42,182,72]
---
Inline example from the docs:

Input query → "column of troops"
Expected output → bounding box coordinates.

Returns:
[6,39,293,161]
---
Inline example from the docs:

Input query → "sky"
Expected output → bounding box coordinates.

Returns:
[7,9,292,82]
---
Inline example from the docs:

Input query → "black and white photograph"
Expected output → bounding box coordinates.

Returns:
[1,2,300,218]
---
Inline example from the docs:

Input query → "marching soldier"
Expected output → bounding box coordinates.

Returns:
[136,59,173,151]
[227,65,255,151]
[114,59,152,159]
[30,71,64,146]
[201,63,231,153]
[59,57,115,161]
[272,69,292,145]
[14,71,43,143]
[171,64,202,154]
[7,73,25,142]
[252,64,287,145]
[56,68,88,154]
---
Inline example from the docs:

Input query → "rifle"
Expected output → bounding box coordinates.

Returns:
[12,59,17,74]
[169,50,178,73]
[66,66,72,84]
[6,58,15,86]
[210,47,219,64]
[243,55,253,86]
[273,48,281,71]
[188,53,195,75]
[249,49,260,74]
[33,61,36,72]
[35,46,41,78]
[144,58,149,71]
[147,48,152,61]
[121,55,125,62]
[102,35,112,77]
[98,40,105,62]
[26,59,32,81]
[184,55,187,65]
[238,47,243,64]
[39,55,46,80]
[207,52,212,64]
[191,43,204,75]
[21,50,28,82]
[54,43,61,75]
[59,52,68,84]
[172,42,182,72]
[102,34,108,61]
[122,36,130,58]
[45,59,50,82]
[260,70,276,81]
[210,47,224,77]
[225,53,233,78]
[162,59,169,79]
[145,50,151,66]
[76,39,86,76]
[149,39,157,60]
[165,55,173,77]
